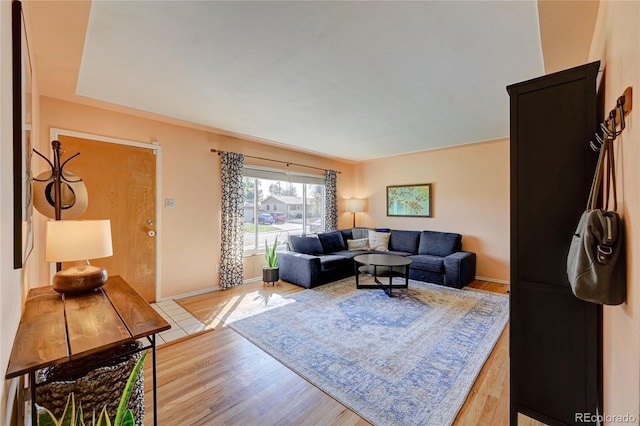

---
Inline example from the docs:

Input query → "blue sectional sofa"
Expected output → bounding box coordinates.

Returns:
[278,227,476,289]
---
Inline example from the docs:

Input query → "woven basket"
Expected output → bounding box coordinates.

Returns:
[36,341,145,425]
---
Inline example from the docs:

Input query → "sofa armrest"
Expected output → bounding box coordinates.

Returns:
[278,251,322,289]
[443,251,476,288]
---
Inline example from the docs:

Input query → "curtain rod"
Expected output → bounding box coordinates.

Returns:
[210,149,340,174]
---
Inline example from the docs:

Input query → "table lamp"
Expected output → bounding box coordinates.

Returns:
[45,220,113,293]
[346,199,366,227]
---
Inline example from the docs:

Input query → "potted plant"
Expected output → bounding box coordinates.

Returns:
[263,236,279,285]
[38,352,147,426]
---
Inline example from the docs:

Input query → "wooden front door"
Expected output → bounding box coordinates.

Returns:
[58,134,157,302]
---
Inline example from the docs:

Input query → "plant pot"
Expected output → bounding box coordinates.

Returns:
[263,267,279,285]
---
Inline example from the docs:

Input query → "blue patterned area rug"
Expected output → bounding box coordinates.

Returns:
[220,278,509,426]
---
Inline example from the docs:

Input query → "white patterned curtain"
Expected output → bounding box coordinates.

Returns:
[324,170,338,230]
[220,152,244,288]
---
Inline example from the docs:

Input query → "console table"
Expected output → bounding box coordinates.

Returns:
[5,275,171,425]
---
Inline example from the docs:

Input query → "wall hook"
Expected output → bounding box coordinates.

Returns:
[588,86,632,151]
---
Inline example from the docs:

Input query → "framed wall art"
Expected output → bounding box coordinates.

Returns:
[13,0,33,269]
[386,183,432,217]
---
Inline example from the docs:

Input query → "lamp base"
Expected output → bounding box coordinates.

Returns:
[52,262,108,294]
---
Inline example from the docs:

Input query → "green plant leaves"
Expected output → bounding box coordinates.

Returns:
[114,352,147,426]
[264,236,279,268]
[96,407,111,426]
[60,393,75,426]
[121,410,135,426]
[37,408,57,426]
[38,351,148,426]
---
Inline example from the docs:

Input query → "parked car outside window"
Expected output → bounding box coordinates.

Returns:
[258,213,275,224]
[270,212,286,223]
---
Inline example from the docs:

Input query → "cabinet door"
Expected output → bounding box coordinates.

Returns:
[508,62,602,425]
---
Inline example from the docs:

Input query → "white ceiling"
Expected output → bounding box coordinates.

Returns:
[74,1,545,162]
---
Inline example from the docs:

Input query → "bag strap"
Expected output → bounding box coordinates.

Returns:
[587,138,609,210]
[588,137,618,211]
[608,136,617,211]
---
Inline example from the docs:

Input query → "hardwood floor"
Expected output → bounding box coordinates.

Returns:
[143,279,542,425]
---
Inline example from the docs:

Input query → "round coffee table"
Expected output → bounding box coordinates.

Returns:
[353,253,412,297]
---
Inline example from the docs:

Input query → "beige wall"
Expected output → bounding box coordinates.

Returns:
[37,97,355,299]
[589,1,640,421]
[355,139,510,282]
[36,96,510,299]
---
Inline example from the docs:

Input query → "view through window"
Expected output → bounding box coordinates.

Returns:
[243,167,325,253]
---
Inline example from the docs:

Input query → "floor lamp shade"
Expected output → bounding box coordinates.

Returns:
[346,199,365,213]
[346,199,366,227]
[46,220,113,293]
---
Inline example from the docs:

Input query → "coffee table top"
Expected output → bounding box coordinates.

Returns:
[354,253,413,267]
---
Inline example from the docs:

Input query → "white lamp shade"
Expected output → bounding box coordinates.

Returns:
[46,220,113,262]
[346,199,365,213]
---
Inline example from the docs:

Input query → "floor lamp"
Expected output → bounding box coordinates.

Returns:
[346,199,365,227]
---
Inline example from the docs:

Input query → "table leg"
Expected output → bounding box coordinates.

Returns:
[151,334,158,426]
[373,267,380,286]
[30,372,36,426]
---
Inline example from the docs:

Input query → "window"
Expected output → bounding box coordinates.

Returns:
[243,166,325,253]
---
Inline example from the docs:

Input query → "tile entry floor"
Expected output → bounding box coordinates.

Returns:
[150,299,211,345]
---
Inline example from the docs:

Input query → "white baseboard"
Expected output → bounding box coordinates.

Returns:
[167,277,264,301]
[475,276,510,285]
[168,286,220,301]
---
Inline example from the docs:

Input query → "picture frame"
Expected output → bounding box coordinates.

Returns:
[12,0,33,269]
[386,183,432,217]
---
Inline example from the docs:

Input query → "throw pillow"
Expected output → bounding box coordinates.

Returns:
[290,235,324,255]
[317,230,346,253]
[347,238,369,251]
[368,230,390,252]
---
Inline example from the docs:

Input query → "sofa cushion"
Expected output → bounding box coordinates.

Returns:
[317,230,346,253]
[340,229,353,244]
[290,235,324,255]
[347,238,369,251]
[409,255,445,273]
[319,255,350,271]
[389,230,420,254]
[418,231,462,257]
[368,230,390,251]
[331,250,363,260]
[351,227,369,240]
[387,251,413,257]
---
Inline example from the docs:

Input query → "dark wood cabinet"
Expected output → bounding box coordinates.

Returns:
[507,62,602,425]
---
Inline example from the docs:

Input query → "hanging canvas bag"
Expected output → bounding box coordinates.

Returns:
[567,137,626,305]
